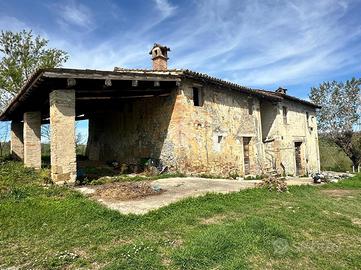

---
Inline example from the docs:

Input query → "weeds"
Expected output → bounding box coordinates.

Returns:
[256,176,288,192]
[0,161,360,269]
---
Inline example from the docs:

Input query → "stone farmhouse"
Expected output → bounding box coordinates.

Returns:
[0,44,321,183]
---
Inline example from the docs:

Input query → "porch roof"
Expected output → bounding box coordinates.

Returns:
[0,67,320,121]
[0,68,181,122]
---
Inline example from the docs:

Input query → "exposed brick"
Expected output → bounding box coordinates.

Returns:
[152,57,167,70]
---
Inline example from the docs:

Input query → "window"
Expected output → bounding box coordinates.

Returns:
[248,99,253,115]
[193,87,202,106]
[306,112,309,127]
[282,106,288,124]
[213,133,224,152]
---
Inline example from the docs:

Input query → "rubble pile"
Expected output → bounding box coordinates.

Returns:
[93,181,164,201]
[312,171,354,184]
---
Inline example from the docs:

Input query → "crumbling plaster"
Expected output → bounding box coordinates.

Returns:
[87,79,265,177]
[86,78,320,177]
[261,99,320,176]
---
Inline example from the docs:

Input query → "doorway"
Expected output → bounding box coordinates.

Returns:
[294,142,302,175]
[243,137,251,175]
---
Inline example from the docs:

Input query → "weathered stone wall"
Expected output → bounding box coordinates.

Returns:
[86,78,320,177]
[260,100,280,172]
[23,111,41,169]
[50,90,77,183]
[261,99,320,175]
[86,90,178,168]
[10,121,24,161]
[169,80,264,176]
[87,79,264,177]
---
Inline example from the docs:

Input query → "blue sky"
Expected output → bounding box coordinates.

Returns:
[1,0,361,140]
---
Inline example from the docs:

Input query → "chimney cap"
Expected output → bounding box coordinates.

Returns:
[149,43,170,55]
[276,87,287,94]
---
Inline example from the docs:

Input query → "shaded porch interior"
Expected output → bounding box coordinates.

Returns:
[2,69,180,183]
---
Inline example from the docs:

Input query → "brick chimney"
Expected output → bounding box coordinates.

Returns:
[276,87,287,95]
[149,43,170,70]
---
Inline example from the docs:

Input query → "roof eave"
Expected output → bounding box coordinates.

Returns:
[0,69,46,121]
[278,94,321,109]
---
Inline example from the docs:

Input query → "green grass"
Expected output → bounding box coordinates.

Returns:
[1,161,361,269]
[0,141,10,159]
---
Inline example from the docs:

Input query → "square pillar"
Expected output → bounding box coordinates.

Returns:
[23,112,41,169]
[10,121,24,161]
[50,90,76,184]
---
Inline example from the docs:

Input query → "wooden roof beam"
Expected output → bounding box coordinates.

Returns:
[43,71,181,82]
[76,93,170,100]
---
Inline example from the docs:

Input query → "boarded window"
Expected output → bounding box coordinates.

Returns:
[248,99,253,115]
[243,137,251,175]
[193,87,202,106]
[282,106,288,124]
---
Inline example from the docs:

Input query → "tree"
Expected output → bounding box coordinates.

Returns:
[0,30,69,144]
[0,30,69,111]
[310,78,361,170]
[0,122,9,157]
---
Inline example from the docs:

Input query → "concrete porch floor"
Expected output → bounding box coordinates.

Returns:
[76,177,315,215]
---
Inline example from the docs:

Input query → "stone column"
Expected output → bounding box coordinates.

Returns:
[23,112,41,169]
[10,121,24,161]
[50,90,76,184]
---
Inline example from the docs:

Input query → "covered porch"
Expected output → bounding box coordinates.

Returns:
[0,68,180,183]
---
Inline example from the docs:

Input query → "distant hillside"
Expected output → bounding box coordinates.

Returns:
[319,136,353,172]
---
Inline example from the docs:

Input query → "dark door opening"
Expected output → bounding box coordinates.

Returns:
[295,142,302,175]
[243,137,251,175]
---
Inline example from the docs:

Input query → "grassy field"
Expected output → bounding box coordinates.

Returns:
[1,162,361,269]
[319,137,353,172]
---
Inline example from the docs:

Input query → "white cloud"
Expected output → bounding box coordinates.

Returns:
[154,0,177,19]
[56,1,93,28]
[5,0,358,90]
[2,0,360,139]
[0,16,28,32]
[164,0,361,87]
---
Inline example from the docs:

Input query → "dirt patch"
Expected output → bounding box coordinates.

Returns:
[93,182,164,201]
[199,214,229,225]
[352,218,361,227]
[320,189,359,198]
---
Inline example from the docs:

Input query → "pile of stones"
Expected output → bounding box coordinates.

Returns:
[312,171,354,184]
